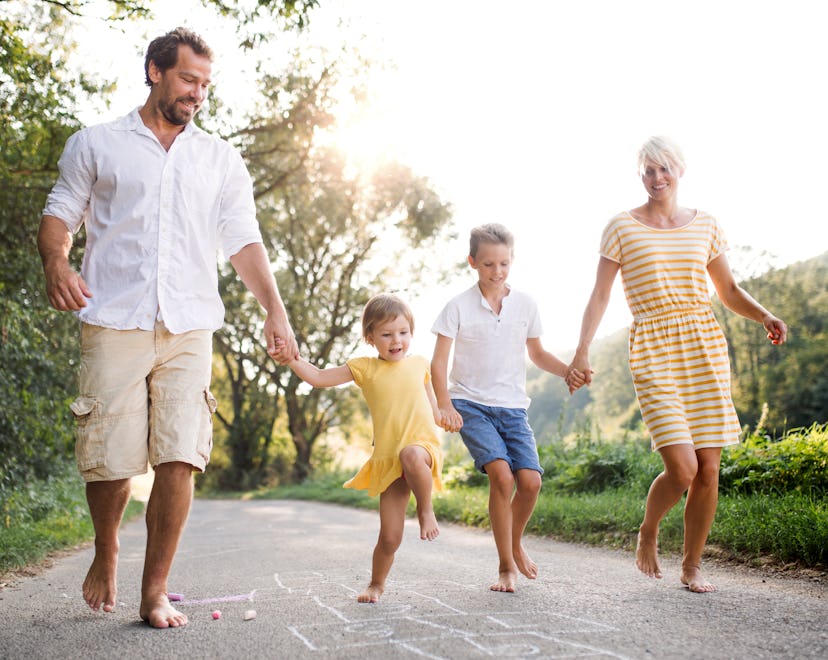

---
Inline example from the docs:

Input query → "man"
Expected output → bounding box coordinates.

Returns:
[38,28,297,629]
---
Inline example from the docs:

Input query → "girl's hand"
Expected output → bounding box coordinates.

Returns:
[437,406,463,433]
[763,315,788,345]
[270,337,295,363]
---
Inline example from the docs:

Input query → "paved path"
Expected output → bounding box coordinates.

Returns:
[1,499,826,659]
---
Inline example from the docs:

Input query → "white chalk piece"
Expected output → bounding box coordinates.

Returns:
[243,609,257,621]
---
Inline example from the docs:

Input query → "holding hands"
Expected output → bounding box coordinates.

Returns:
[565,352,593,395]
[436,405,463,433]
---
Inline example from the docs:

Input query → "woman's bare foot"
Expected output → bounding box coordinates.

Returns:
[418,507,439,541]
[82,547,118,612]
[357,583,384,603]
[139,593,188,628]
[490,567,517,593]
[635,530,663,579]
[514,544,537,579]
[681,565,717,593]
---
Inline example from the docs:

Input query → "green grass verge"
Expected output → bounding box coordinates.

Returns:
[258,474,827,569]
[1,469,145,575]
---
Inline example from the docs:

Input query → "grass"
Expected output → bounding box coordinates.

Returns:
[3,424,826,576]
[0,465,145,576]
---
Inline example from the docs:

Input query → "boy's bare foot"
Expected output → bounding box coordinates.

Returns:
[514,544,537,579]
[139,593,188,628]
[82,548,118,612]
[418,508,440,541]
[357,583,384,603]
[490,568,517,593]
[681,565,717,593]
[635,530,663,579]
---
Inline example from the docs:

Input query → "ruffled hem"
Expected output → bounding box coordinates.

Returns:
[343,446,443,497]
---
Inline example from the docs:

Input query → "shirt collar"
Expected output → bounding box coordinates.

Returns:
[118,107,203,141]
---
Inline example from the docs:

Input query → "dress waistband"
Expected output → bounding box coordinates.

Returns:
[633,306,712,322]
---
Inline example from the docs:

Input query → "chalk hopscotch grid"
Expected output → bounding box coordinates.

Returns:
[272,571,629,659]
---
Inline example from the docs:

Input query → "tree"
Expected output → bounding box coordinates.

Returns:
[210,60,454,486]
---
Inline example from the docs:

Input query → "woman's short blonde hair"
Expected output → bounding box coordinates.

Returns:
[361,293,415,340]
[638,136,686,177]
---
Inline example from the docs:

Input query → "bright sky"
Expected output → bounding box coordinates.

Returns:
[71,0,827,355]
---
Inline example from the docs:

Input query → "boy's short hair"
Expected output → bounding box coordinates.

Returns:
[144,27,213,87]
[361,293,415,340]
[637,135,686,177]
[469,223,514,258]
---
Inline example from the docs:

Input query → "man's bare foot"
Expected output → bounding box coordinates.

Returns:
[635,530,663,579]
[357,583,384,603]
[681,565,717,593]
[514,544,537,579]
[418,507,439,541]
[139,593,188,628]
[82,547,118,612]
[490,568,517,593]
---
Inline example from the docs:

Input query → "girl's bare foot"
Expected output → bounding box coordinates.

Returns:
[418,507,439,541]
[490,567,517,593]
[635,530,663,579]
[82,548,118,612]
[514,544,537,579]
[357,583,384,603]
[139,593,188,628]
[681,565,717,593]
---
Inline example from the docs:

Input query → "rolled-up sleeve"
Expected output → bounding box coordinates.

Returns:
[217,147,262,258]
[42,130,94,233]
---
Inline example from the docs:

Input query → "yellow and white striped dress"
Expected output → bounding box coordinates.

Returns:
[600,211,741,450]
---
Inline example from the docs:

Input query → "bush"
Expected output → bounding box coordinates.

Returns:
[720,423,828,495]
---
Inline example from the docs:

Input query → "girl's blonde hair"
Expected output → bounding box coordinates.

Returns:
[638,135,686,177]
[361,293,415,340]
[469,223,514,258]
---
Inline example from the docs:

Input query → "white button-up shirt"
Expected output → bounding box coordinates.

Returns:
[42,108,263,333]
[431,284,543,409]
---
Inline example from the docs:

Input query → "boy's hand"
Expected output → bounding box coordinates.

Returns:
[565,367,590,394]
[437,405,463,433]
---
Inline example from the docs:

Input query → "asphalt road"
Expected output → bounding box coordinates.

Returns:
[1,499,826,659]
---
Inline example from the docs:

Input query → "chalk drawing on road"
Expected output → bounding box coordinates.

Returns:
[267,571,629,659]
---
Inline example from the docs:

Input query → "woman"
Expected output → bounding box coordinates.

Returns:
[568,136,787,592]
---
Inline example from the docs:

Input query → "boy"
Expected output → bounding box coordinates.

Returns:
[431,223,583,592]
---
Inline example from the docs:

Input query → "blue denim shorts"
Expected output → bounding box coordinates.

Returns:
[452,399,543,475]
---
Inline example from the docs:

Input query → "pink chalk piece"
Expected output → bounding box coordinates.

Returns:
[212,610,221,620]
[243,609,257,621]
[167,592,184,602]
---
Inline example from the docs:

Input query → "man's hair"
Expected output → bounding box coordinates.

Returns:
[144,27,213,87]
[361,294,415,340]
[469,223,514,258]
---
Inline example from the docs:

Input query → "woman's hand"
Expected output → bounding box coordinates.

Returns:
[763,314,788,345]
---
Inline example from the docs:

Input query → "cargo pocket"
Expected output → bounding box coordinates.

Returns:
[198,388,217,465]
[70,397,106,471]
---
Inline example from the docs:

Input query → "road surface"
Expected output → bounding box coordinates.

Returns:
[1,499,826,659]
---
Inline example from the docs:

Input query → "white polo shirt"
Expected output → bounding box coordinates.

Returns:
[42,108,263,334]
[431,284,543,409]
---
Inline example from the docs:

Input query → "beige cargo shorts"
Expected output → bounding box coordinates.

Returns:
[70,323,216,482]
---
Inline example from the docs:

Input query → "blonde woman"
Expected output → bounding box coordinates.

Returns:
[568,137,787,592]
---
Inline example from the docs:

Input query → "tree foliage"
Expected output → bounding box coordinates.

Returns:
[210,59,455,487]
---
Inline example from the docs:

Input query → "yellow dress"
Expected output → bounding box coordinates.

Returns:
[344,355,443,496]
[600,211,741,450]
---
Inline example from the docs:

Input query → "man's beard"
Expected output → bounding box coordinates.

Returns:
[158,96,197,126]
